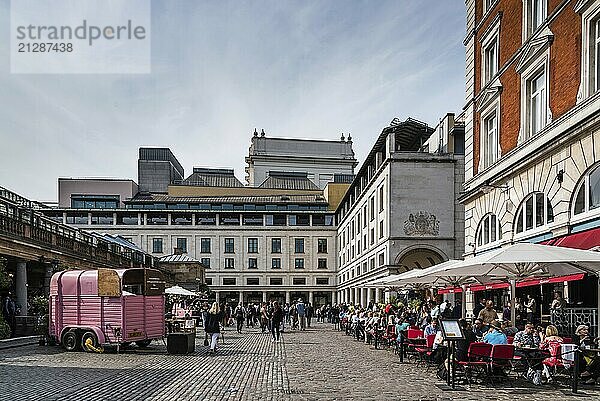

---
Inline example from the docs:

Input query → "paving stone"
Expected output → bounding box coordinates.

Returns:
[0,323,598,400]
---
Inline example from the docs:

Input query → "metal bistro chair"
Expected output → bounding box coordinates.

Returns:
[414,333,437,369]
[543,343,577,383]
[457,342,492,384]
[489,344,515,383]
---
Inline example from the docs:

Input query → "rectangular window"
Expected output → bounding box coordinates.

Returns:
[369,197,375,221]
[246,278,259,285]
[378,253,385,266]
[200,238,211,253]
[362,262,367,273]
[90,213,114,225]
[117,213,138,225]
[248,238,258,253]
[595,19,600,93]
[200,257,211,268]
[483,37,498,83]
[243,214,263,226]
[289,214,310,226]
[295,238,304,253]
[271,238,282,253]
[316,278,329,285]
[363,205,368,227]
[146,213,168,225]
[176,238,187,253]
[196,213,216,225]
[363,234,367,250]
[379,185,384,212]
[224,238,234,253]
[317,238,327,253]
[152,238,163,253]
[528,70,546,137]
[224,258,235,269]
[270,277,283,285]
[248,258,258,269]
[529,0,546,35]
[222,278,236,285]
[294,258,305,269]
[482,110,498,169]
[265,214,287,226]
[357,215,361,232]
[379,220,384,238]
[205,277,213,285]
[318,258,327,269]
[219,213,240,225]
[171,213,192,225]
[370,258,375,270]
[271,258,281,269]
[293,277,306,285]
[370,228,374,245]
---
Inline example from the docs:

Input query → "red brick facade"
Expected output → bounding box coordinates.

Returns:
[472,0,582,176]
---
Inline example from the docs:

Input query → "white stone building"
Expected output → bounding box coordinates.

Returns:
[335,116,465,306]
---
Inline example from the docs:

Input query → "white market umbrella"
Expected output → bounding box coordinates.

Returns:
[365,260,463,288]
[165,285,197,296]
[428,243,600,325]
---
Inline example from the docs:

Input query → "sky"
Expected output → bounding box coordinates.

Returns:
[0,0,466,202]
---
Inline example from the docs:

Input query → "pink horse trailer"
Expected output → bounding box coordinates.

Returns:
[49,268,165,351]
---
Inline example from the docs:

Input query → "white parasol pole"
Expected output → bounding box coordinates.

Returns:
[510,279,516,327]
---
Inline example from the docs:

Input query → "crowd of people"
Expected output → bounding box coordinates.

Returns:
[166,291,600,388]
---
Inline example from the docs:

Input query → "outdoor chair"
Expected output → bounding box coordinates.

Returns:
[404,328,425,361]
[414,333,437,368]
[381,325,396,348]
[489,344,515,383]
[542,343,577,384]
[507,336,514,345]
[457,342,492,384]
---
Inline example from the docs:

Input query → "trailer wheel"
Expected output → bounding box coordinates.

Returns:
[81,331,98,352]
[62,331,79,352]
[135,339,152,348]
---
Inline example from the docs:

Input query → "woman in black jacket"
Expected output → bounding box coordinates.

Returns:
[205,302,224,353]
[271,302,283,342]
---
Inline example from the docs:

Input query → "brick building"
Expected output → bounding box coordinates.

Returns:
[462,0,600,316]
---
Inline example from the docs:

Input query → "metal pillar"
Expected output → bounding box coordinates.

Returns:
[16,260,27,316]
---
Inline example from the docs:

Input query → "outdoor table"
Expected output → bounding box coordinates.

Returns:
[514,346,550,373]
[572,347,600,394]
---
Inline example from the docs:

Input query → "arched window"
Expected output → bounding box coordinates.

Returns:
[514,192,554,234]
[573,164,600,215]
[476,213,502,247]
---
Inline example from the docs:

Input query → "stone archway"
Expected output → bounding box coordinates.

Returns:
[394,245,446,273]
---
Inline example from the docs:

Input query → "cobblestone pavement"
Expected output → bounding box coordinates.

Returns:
[1,323,599,400]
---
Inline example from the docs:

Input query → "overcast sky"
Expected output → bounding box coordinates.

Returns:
[0,0,466,202]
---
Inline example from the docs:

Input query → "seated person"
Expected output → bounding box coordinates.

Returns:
[502,320,519,337]
[472,319,485,339]
[576,325,600,385]
[514,323,540,348]
[456,319,477,362]
[425,318,439,337]
[483,320,508,345]
[539,324,563,383]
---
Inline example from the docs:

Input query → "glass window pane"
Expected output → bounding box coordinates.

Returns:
[590,167,600,210]
[525,196,534,230]
[491,214,497,242]
[547,198,554,223]
[483,217,490,244]
[574,181,586,215]
[536,193,544,227]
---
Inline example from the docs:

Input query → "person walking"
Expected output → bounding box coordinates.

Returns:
[296,299,306,330]
[234,302,245,333]
[271,301,283,342]
[205,302,224,354]
[260,302,269,333]
[306,303,314,328]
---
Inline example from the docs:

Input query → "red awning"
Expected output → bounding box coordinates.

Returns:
[515,273,586,288]
[540,227,600,250]
[467,282,510,292]
[437,287,462,294]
